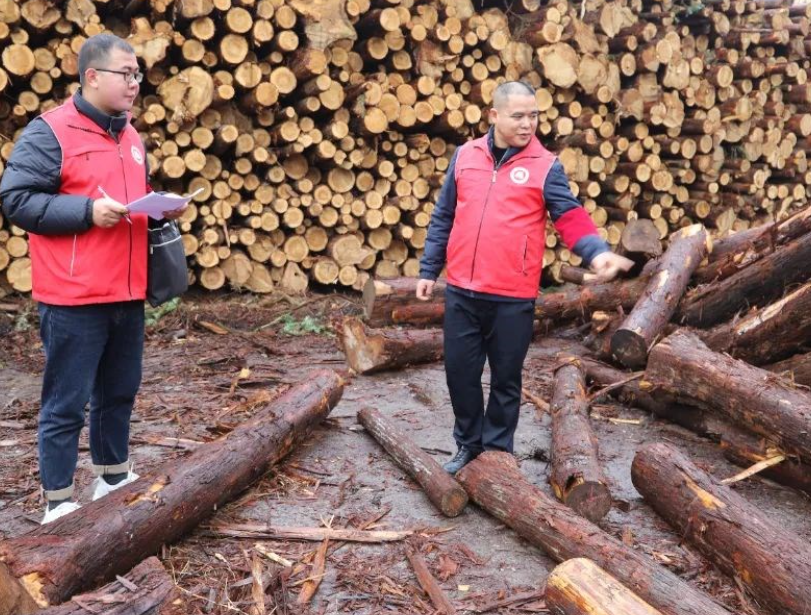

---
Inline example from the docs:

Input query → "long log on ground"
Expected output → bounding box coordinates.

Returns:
[357,407,467,517]
[585,358,811,495]
[39,558,182,615]
[535,275,650,323]
[632,442,811,615]
[695,206,811,284]
[363,277,446,327]
[341,316,443,374]
[549,359,611,522]
[766,351,811,386]
[0,370,344,608]
[700,281,811,365]
[643,329,811,464]
[456,452,732,615]
[545,558,664,615]
[677,230,811,327]
[611,224,709,368]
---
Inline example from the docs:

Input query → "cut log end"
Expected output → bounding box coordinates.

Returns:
[610,328,649,368]
[560,479,612,523]
[342,317,384,374]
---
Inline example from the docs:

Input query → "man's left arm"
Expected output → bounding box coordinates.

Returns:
[544,160,632,281]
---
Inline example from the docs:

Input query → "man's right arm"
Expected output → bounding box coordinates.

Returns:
[0,118,94,235]
[419,147,460,282]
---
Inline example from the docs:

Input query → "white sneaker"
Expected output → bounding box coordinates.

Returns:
[91,469,140,501]
[41,501,81,524]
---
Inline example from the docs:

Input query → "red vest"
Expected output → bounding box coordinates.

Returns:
[31,97,149,305]
[446,135,556,299]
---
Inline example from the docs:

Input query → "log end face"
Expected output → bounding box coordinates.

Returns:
[341,317,383,374]
[565,481,612,523]
[610,329,649,369]
[440,488,470,518]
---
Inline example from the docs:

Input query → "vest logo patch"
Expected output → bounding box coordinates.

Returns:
[131,146,144,165]
[510,167,529,185]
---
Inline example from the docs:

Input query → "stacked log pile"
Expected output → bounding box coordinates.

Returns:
[2,0,811,295]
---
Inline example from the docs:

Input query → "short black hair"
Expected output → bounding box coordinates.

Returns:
[493,81,536,109]
[78,34,136,86]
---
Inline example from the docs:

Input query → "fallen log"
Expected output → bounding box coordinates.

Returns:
[545,558,663,615]
[456,452,732,615]
[536,275,650,323]
[363,277,446,327]
[584,359,811,496]
[611,224,709,368]
[643,330,811,464]
[357,407,467,517]
[632,442,811,615]
[677,230,811,327]
[766,350,811,386]
[0,370,344,608]
[39,558,182,615]
[341,316,443,374]
[695,206,811,285]
[549,359,611,522]
[700,281,811,365]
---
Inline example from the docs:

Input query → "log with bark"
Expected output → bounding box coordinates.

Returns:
[643,330,811,465]
[611,224,709,368]
[357,407,467,517]
[363,277,446,327]
[766,351,811,386]
[700,280,811,365]
[632,442,811,615]
[38,557,182,615]
[456,452,732,615]
[549,358,611,522]
[0,370,344,608]
[341,316,443,374]
[677,230,811,327]
[545,558,664,615]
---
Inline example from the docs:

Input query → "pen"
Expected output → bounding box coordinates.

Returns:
[97,185,132,224]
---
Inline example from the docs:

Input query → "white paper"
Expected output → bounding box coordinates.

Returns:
[126,188,203,220]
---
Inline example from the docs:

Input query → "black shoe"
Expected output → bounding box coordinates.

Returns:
[443,447,481,475]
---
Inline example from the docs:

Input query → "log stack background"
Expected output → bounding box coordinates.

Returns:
[1,0,810,295]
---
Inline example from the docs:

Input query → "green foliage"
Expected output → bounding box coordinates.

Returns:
[145,297,181,328]
[279,314,332,336]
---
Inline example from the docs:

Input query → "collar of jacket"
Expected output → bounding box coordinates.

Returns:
[73,88,129,140]
[475,126,544,166]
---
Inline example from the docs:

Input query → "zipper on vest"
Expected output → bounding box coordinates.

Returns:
[469,150,508,283]
[116,142,134,299]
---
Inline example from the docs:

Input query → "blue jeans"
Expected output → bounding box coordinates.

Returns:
[443,289,535,454]
[38,301,144,500]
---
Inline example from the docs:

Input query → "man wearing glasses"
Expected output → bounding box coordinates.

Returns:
[0,34,183,523]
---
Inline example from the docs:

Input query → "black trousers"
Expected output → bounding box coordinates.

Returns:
[443,289,535,454]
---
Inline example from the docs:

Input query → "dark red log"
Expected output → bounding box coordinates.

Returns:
[341,317,443,374]
[766,350,811,386]
[0,371,344,608]
[677,230,811,327]
[644,330,811,464]
[611,225,709,368]
[363,277,446,327]
[357,407,467,517]
[456,452,732,615]
[700,281,811,365]
[549,359,611,522]
[39,558,182,615]
[632,442,811,615]
[695,206,811,284]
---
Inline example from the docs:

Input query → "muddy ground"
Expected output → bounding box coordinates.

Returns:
[0,291,809,614]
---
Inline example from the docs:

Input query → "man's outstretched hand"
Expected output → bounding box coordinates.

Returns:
[416,279,436,300]
[589,252,634,283]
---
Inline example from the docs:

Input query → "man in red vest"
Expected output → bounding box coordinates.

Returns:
[417,81,632,474]
[0,34,185,523]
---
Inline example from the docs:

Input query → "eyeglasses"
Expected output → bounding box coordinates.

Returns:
[94,68,143,84]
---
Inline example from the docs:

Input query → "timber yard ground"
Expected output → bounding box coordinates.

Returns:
[0,291,809,615]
